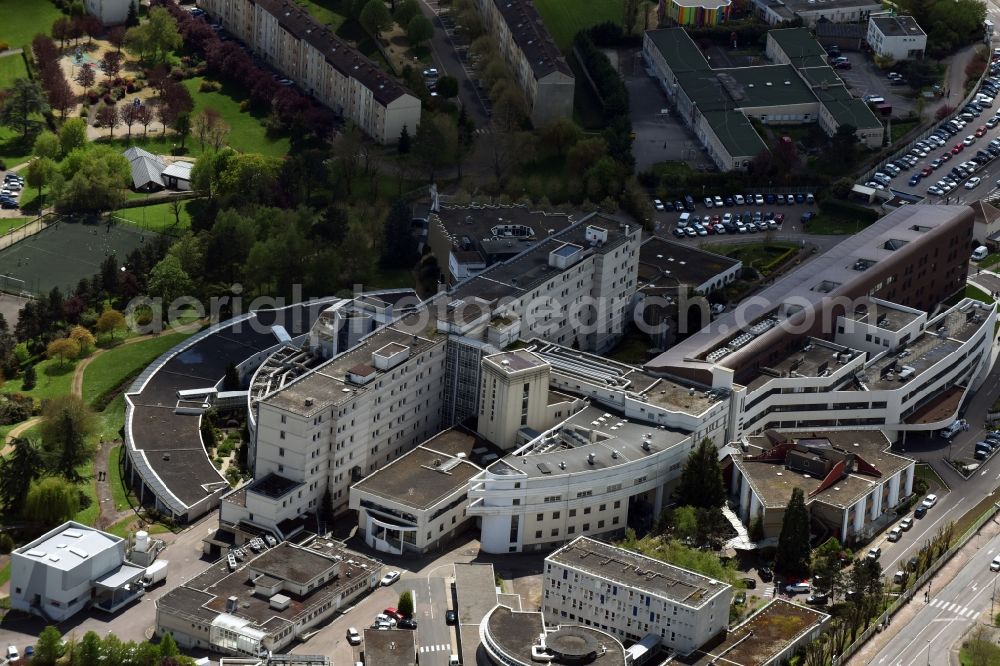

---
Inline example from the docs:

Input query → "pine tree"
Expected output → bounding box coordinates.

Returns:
[158,632,179,660]
[397,124,411,154]
[125,1,140,27]
[673,438,725,509]
[398,590,414,618]
[0,437,43,515]
[776,487,812,577]
[22,363,36,390]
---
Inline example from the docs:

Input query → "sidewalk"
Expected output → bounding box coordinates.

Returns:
[847,513,1000,665]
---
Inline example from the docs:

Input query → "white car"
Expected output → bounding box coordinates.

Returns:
[966,176,982,189]
[785,581,810,594]
[992,557,1000,572]
[964,135,977,146]
[703,197,714,208]
[652,198,665,211]
[887,527,903,542]
[380,570,401,586]
[922,494,938,508]
[754,194,764,205]
[347,628,362,645]
[375,613,397,627]
[713,195,724,207]
[734,194,745,205]
[6,646,18,661]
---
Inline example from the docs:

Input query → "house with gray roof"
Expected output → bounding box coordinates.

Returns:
[123,146,166,192]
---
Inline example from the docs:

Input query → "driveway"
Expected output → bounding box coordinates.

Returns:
[626,56,713,172]
[832,52,916,117]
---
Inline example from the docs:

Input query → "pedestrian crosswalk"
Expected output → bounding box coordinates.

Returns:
[928,598,980,619]
[419,644,451,653]
[763,586,775,598]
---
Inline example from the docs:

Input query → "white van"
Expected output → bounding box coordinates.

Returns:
[972,245,989,261]
[677,212,691,227]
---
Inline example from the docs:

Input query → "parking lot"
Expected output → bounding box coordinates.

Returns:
[833,51,918,117]
[627,66,712,172]
[649,191,819,239]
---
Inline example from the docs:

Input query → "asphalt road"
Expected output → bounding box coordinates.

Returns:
[869,530,1000,666]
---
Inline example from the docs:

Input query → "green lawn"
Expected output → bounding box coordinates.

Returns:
[115,201,193,234]
[0,125,37,169]
[296,0,348,30]
[107,444,131,512]
[3,356,77,399]
[802,211,875,235]
[0,53,26,91]
[0,217,33,235]
[0,0,63,49]
[531,0,622,49]
[182,77,290,157]
[99,393,126,442]
[82,332,193,406]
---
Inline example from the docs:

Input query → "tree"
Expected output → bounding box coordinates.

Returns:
[125,7,181,64]
[398,590,414,618]
[47,73,76,118]
[674,439,725,509]
[99,51,123,82]
[776,487,812,577]
[57,145,130,214]
[397,124,411,154]
[433,74,459,99]
[672,505,698,542]
[47,337,80,367]
[121,101,140,138]
[173,111,192,149]
[59,117,88,157]
[26,156,56,206]
[192,107,230,151]
[148,255,193,312]
[24,477,80,526]
[0,437,43,515]
[413,114,457,182]
[69,325,96,354]
[125,1,140,28]
[96,104,120,137]
[33,131,60,159]
[541,117,582,157]
[158,633,179,660]
[360,0,393,40]
[40,394,97,480]
[52,17,72,50]
[34,626,64,666]
[22,363,37,391]
[75,64,96,92]
[381,199,419,269]
[407,14,433,49]
[96,308,126,339]
[1,78,49,139]
[78,633,102,666]
[623,0,640,37]
[394,0,421,27]
[135,103,154,136]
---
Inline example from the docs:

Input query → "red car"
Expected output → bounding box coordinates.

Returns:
[920,166,934,177]
[384,607,404,621]
[976,126,988,137]
[774,212,785,224]
[940,152,952,162]
[952,144,964,154]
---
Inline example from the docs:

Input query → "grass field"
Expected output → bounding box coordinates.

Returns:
[0,126,38,168]
[82,332,193,406]
[3,356,77,399]
[0,0,63,49]
[0,217,33,235]
[531,0,622,49]
[115,201,193,234]
[182,77,290,157]
[99,393,126,441]
[108,445,131,512]
[296,0,348,30]
[0,53,27,91]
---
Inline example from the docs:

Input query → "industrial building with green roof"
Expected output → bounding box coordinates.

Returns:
[641,26,884,171]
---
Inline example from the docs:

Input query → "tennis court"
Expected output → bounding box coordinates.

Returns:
[0,218,155,296]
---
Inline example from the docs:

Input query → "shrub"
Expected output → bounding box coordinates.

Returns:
[0,42,9,52]
[0,533,13,554]
[239,99,250,112]
[199,79,222,92]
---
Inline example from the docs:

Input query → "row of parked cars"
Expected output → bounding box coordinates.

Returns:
[972,431,1000,461]
[653,192,815,213]
[868,77,1000,193]
[672,210,785,238]
[1,173,23,209]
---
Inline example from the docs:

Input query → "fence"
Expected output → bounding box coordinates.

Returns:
[858,48,993,186]
[835,499,1000,664]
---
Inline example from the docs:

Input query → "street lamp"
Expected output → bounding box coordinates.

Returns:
[926,640,931,666]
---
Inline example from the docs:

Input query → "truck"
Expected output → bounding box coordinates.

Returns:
[141,560,169,588]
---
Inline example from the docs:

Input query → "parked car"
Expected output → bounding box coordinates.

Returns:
[741,577,757,589]
[6,646,18,662]
[446,609,458,624]
[899,517,914,530]
[383,607,403,621]
[867,547,881,560]
[380,570,401,586]
[801,211,816,223]
[922,494,938,508]
[759,567,774,582]
[991,556,1000,572]
[652,198,665,211]
[887,527,903,542]
[398,618,418,629]
[785,581,811,594]
[806,593,829,605]
[914,505,928,518]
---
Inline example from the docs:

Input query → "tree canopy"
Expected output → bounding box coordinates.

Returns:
[776,487,812,576]
[674,438,725,509]
[24,477,80,526]
[40,394,98,481]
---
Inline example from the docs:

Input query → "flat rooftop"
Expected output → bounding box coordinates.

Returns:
[646,205,974,378]
[738,431,913,509]
[548,537,730,608]
[638,236,741,290]
[485,605,626,666]
[527,340,718,415]
[157,536,380,633]
[248,474,303,500]
[262,325,441,417]
[16,522,121,571]
[844,298,921,332]
[488,404,691,479]
[871,15,926,37]
[432,206,575,258]
[449,214,634,304]
[746,339,861,393]
[768,28,827,61]
[680,599,827,666]
[645,28,711,73]
[362,629,416,666]
[351,429,484,510]
[781,0,880,11]
[484,350,548,372]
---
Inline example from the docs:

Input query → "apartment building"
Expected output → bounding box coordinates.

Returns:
[543,537,732,654]
[729,430,916,543]
[198,0,420,143]
[478,350,555,449]
[85,0,135,25]
[867,16,927,61]
[469,0,574,126]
